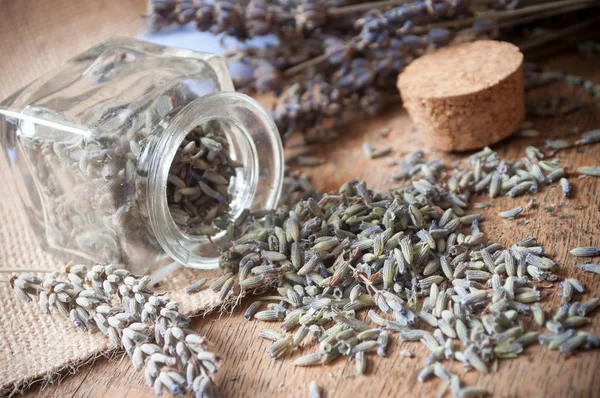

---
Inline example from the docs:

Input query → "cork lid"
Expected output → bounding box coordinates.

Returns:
[398,40,523,99]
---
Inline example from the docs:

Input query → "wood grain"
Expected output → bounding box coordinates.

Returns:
[17,51,600,398]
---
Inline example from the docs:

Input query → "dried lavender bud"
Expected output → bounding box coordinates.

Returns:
[577,166,600,177]
[571,247,600,257]
[579,264,600,274]
[498,206,523,219]
[245,0,273,37]
[296,155,325,167]
[308,380,321,398]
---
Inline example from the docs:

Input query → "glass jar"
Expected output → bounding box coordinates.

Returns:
[0,37,283,274]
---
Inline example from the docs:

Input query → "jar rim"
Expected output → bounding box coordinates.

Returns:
[145,91,283,270]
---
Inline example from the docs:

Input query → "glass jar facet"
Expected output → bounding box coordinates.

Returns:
[0,37,283,274]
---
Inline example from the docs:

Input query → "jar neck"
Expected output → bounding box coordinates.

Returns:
[139,91,283,270]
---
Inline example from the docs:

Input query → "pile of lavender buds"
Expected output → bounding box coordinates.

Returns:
[212,136,600,397]
[9,130,600,397]
[6,166,322,398]
[146,0,599,137]
[10,265,220,398]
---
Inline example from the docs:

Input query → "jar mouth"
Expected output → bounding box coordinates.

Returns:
[166,119,258,242]
[143,92,283,270]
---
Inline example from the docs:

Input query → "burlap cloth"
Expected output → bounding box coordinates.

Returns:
[0,0,226,395]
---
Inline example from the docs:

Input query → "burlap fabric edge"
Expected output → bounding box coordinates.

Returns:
[0,153,229,396]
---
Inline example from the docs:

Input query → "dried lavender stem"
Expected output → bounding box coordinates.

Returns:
[256,295,297,305]
[410,0,597,33]
[284,53,331,77]
[519,17,600,52]
[327,0,414,16]
[499,2,595,29]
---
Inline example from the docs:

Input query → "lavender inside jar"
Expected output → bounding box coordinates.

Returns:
[0,37,283,274]
[167,122,244,237]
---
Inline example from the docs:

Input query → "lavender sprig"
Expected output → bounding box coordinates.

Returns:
[10,264,220,397]
[148,0,598,137]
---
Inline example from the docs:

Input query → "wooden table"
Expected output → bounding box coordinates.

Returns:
[18,48,600,397]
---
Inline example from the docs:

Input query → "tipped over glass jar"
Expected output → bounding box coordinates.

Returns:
[0,37,283,274]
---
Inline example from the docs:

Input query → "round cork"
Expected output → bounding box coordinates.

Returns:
[397,40,524,152]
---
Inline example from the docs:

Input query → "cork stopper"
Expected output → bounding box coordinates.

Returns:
[397,40,525,152]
